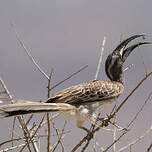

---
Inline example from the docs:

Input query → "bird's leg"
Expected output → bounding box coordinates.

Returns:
[81,126,91,133]
[97,117,104,121]
[77,119,90,133]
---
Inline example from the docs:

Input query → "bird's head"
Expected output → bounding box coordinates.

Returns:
[105,35,151,83]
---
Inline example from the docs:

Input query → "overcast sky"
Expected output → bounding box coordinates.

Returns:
[0,0,152,151]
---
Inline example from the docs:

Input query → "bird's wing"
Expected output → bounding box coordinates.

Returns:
[46,80,124,105]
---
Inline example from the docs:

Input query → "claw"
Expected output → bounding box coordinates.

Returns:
[97,117,109,127]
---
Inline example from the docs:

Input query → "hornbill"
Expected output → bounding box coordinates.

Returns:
[0,35,150,132]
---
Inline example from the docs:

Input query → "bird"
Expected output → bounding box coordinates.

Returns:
[0,34,150,132]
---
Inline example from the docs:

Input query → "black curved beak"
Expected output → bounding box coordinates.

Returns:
[113,34,151,62]
[122,42,151,62]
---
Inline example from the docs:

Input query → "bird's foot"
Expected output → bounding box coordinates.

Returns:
[97,117,109,127]
[81,126,90,133]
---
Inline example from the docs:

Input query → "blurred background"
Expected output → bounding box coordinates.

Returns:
[0,0,152,151]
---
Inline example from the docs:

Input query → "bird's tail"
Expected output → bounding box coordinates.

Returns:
[0,101,76,117]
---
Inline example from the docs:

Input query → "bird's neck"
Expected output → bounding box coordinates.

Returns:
[111,72,124,84]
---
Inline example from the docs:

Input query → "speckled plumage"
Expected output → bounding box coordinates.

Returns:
[45,80,124,129]
[47,80,124,106]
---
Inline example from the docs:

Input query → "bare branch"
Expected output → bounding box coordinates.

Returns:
[94,36,106,80]
[10,22,49,80]
[47,70,54,152]
[18,116,38,152]
[0,139,39,152]
[0,77,39,151]
[71,132,93,152]
[139,48,148,76]
[0,143,28,152]
[46,113,51,152]
[25,114,34,126]
[111,71,152,117]
[103,130,128,152]
[103,84,152,152]
[0,137,25,148]
[47,68,54,98]
[20,114,46,151]
[51,121,67,152]
[0,77,13,102]
[0,78,33,151]
[113,116,117,152]
[49,65,88,92]
[41,113,60,127]
[11,117,16,147]
[116,125,152,152]
[127,91,152,128]
[110,91,152,152]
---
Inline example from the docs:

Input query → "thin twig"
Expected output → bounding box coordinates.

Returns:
[47,70,54,152]
[51,121,67,152]
[47,68,54,98]
[94,36,106,80]
[46,115,51,152]
[10,22,49,80]
[0,77,13,102]
[71,133,91,152]
[25,114,34,126]
[30,114,46,139]
[0,78,33,152]
[39,113,60,128]
[81,139,91,152]
[127,91,152,128]
[81,113,101,151]
[103,130,128,152]
[20,114,46,152]
[103,86,152,152]
[11,117,16,147]
[112,91,152,152]
[139,48,148,76]
[17,117,33,152]
[93,133,97,152]
[0,143,28,152]
[0,139,38,152]
[111,72,152,117]
[0,137,25,148]
[116,125,152,152]
[49,65,88,91]
[81,128,95,151]
[20,116,40,152]
[113,116,117,152]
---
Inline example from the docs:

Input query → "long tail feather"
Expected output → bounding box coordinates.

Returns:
[0,102,76,117]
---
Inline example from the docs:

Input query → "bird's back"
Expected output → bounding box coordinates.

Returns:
[46,80,124,106]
